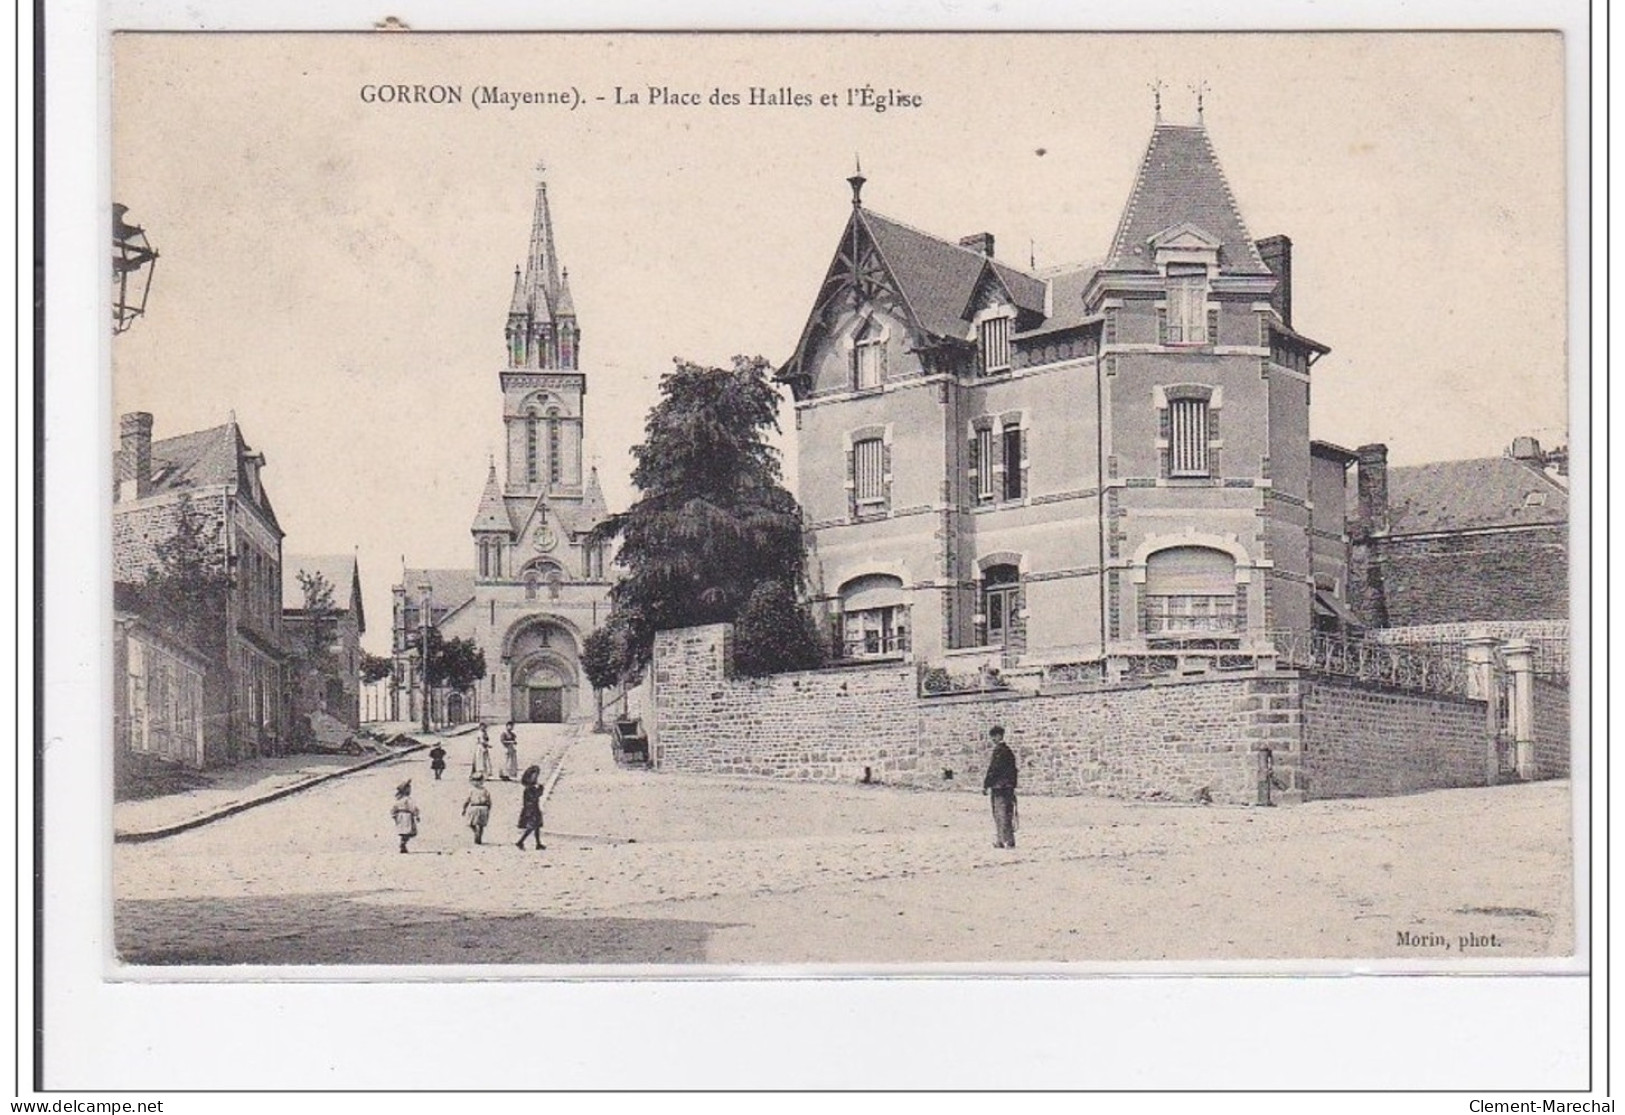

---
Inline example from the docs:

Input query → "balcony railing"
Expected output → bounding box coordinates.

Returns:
[839,631,910,661]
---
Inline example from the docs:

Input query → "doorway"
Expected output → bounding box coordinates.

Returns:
[529,687,564,723]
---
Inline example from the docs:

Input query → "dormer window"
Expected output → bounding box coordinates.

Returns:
[979,315,1012,375]
[1164,263,1209,345]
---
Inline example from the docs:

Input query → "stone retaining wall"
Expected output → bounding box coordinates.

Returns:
[1531,676,1571,779]
[1298,676,1488,799]
[651,624,1499,803]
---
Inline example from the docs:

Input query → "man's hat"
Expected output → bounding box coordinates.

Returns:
[396,779,412,795]
[989,725,1006,738]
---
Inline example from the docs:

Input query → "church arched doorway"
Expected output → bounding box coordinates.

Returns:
[504,616,582,723]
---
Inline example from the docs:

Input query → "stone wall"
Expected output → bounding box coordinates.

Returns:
[653,624,1506,804]
[1352,525,1567,629]
[1531,676,1571,779]
[1298,676,1488,799]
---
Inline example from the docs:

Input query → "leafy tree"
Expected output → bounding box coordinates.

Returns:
[733,579,822,677]
[142,493,230,656]
[295,569,338,663]
[424,631,487,693]
[359,652,394,685]
[588,355,810,682]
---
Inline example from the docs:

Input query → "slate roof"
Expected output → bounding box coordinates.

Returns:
[1387,456,1568,535]
[471,465,515,534]
[861,210,992,338]
[1104,124,1269,275]
[402,568,477,618]
[1017,261,1102,337]
[283,554,365,632]
[119,421,282,531]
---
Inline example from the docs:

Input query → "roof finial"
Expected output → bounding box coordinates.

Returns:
[1189,79,1209,123]
[847,154,866,207]
[535,156,547,179]
[1148,78,1165,123]
[1029,238,1037,270]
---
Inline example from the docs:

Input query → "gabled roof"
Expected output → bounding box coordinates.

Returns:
[118,420,282,531]
[471,463,514,534]
[283,554,365,633]
[1104,124,1269,275]
[1387,456,1568,534]
[861,209,991,338]
[401,568,477,618]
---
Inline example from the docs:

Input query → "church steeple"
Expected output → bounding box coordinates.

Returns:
[505,160,579,370]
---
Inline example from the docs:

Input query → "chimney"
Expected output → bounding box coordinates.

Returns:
[1255,235,1292,327]
[1510,436,1543,462]
[1355,443,1389,534]
[118,411,154,501]
[959,232,995,258]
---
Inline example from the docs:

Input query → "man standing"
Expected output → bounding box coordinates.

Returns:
[982,725,1018,848]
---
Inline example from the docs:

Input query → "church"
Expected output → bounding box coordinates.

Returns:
[778,108,1351,672]
[391,167,613,725]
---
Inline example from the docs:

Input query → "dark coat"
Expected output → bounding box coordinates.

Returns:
[983,741,1018,792]
[518,783,544,829]
[428,746,447,771]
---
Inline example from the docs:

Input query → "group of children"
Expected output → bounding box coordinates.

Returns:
[389,721,547,853]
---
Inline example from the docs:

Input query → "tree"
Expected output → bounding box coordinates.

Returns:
[359,652,394,685]
[588,355,811,682]
[424,631,487,693]
[733,580,822,677]
[142,493,230,656]
[295,569,338,663]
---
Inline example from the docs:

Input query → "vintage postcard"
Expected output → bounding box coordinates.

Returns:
[102,29,1581,978]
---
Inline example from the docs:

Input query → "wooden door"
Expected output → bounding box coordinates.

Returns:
[530,687,564,723]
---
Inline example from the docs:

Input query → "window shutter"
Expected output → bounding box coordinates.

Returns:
[846,446,857,519]
[1207,408,1220,439]
[881,441,893,510]
[1207,307,1219,345]
[849,346,859,391]
[1156,308,1168,346]
[1158,406,1171,440]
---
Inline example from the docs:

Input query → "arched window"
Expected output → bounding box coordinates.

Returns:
[524,570,540,601]
[981,564,1021,647]
[547,409,563,485]
[525,410,540,484]
[839,574,908,659]
[1143,546,1237,635]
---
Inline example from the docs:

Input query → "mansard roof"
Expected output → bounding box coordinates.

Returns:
[1387,456,1569,535]
[1104,123,1269,275]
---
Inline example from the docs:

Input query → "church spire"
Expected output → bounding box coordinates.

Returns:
[523,161,562,317]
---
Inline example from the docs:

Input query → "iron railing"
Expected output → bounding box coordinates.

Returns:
[1269,629,1472,698]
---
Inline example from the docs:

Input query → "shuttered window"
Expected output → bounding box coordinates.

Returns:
[854,437,885,505]
[1166,275,1208,344]
[973,426,995,500]
[1169,398,1210,477]
[979,316,1011,375]
[1002,425,1024,500]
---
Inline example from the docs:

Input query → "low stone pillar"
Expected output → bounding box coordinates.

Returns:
[1501,639,1537,780]
[1463,633,1501,785]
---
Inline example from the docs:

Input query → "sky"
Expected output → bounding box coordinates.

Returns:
[111,32,1571,653]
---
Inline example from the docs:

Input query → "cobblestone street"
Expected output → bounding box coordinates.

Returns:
[113,724,1575,966]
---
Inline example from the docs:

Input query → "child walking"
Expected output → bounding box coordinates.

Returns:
[462,773,493,845]
[515,764,545,850]
[391,780,420,854]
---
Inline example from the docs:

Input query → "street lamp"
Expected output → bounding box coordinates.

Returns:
[417,580,434,733]
[113,203,158,334]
